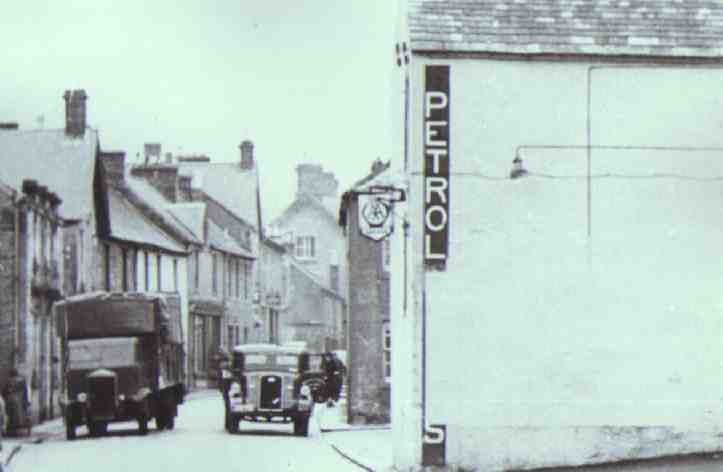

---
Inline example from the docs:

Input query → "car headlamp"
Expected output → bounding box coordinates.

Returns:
[229,382,241,395]
[77,392,87,402]
[300,385,311,397]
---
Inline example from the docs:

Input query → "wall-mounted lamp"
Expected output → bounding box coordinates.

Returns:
[510,156,528,179]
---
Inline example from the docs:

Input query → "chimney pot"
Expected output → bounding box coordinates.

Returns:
[240,140,254,170]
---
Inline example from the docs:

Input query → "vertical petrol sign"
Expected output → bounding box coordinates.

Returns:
[423,65,450,270]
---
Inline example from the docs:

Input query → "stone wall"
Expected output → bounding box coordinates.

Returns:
[0,193,17,385]
[345,194,390,424]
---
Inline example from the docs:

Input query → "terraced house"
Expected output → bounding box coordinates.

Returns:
[131,141,259,386]
[0,89,196,422]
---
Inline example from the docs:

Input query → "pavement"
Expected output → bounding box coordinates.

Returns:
[314,397,393,472]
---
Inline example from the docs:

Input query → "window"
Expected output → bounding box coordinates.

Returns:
[173,258,178,291]
[243,260,250,300]
[144,251,150,291]
[383,321,391,382]
[156,254,162,291]
[295,236,316,259]
[121,248,128,291]
[104,243,111,291]
[227,256,233,297]
[212,253,218,296]
[194,251,200,292]
[235,259,240,298]
[131,249,138,290]
[329,265,339,293]
[382,238,391,272]
[228,326,234,350]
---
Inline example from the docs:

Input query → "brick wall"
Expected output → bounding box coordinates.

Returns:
[345,194,390,424]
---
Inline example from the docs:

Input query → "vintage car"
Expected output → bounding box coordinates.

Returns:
[223,344,316,436]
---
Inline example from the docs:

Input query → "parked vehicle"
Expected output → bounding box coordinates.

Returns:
[56,292,185,440]
[223,344,315,436]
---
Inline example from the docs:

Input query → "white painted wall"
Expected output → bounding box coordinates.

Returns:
[404,57,723,470]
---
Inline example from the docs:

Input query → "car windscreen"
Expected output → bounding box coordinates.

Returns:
[68,337,138,370]
[275,355,298,366]
[243,354,268,365]
[238,353,299,370]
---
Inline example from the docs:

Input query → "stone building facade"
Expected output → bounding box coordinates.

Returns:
[339,160,392,424]
[0,178,64,423]
[267,164,347,351]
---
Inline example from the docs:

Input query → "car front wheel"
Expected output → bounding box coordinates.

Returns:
[293,416,309,437]
[65,416,76,441]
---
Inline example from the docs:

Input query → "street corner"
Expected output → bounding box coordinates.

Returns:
[323,429,394,472]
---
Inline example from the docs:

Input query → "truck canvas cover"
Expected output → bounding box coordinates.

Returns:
[56,291,183,343]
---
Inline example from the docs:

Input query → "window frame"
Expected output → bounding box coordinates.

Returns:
[382,320,391,383]
[295,235,316,260]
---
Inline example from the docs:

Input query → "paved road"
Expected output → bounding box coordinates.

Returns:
[10,394,361,472]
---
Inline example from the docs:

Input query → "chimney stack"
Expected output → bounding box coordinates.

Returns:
[371,158,386,175]
[240,140,254,170]
[144,142,162,164]
[100,151,126,187]
[63,89,87,138]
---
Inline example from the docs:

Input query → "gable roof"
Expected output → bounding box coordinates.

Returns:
[272,193,340,229]
[289,258,345,302]
[207,219,255,259]
[166,201,255,259]
[0,128,98,221]
[166,203,206,242]
[177,161,259,229]
[407,0,723,58]
[106,186,186,253]
[122,175,201,245]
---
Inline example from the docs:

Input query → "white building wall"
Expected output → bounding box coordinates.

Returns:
[405,57,723,470]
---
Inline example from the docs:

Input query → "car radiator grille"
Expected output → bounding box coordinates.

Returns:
[259,375,282,410]
[88,377,116,417]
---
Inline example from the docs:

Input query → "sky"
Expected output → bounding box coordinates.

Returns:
[0,1,399,220]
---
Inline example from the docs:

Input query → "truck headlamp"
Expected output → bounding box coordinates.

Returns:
[77,392,87,402]
[229,382,241,395]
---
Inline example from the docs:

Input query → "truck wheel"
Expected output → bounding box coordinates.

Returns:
[138,416,149,435]
[155,415,165,430]
[229,416,239,434]
[166,416,175,430]
[65,419,76,441]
